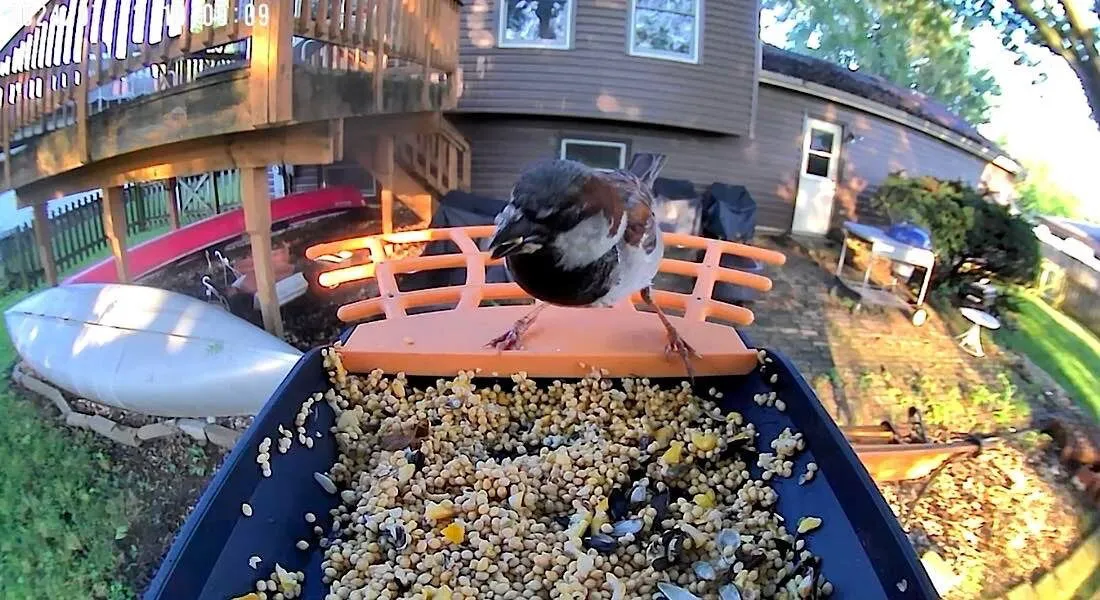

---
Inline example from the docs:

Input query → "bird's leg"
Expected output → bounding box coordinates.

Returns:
[640,287,700,380]
[486,302,547,351]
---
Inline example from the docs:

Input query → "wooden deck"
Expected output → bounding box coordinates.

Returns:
[0,0,470,336]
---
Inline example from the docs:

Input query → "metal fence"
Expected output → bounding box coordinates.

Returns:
[0,170,241,291]
[1037,243,1100,338]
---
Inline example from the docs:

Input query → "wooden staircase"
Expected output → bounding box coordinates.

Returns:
[353,115,471,229]
[395,115,471,198]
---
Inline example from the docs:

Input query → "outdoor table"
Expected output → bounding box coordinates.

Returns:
[957,306,1001,358]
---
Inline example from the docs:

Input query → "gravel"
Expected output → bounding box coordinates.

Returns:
[879,441,1089,598]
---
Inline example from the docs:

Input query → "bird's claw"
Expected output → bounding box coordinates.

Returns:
[486,328,523,351]
[665,332,700,382]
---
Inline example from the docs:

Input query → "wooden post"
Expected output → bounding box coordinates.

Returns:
[165,177,181,229]
[462,147,472,191]
[212,171,222,214]
[447,145,458,191]
[412,194,435,227]
[31,203,59,287]
[241,166,284,337]
[374,0,391,111]
[101,186,130,283]
[249,0,294,127]
[375,135,395,234]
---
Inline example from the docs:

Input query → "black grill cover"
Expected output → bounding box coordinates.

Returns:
[399,190,512,291]
[653,177,697,200]
[701,183,757,243]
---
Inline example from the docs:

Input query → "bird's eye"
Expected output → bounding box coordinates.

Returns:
[535,206,557,220]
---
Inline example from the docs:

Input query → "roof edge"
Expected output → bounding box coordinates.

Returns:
[759,70,1022,176]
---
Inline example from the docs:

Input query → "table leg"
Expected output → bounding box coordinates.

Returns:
[957,324,985,358]
[836,235,849,277]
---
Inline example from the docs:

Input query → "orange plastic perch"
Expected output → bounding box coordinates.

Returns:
[305,226,786,378]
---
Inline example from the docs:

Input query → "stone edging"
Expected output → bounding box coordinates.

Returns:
[1002,527,1100,599]
[10,363,242,450]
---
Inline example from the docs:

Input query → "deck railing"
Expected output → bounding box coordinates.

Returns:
[395,116,470,195]
[0,170,242,290]
[0,0,461,186]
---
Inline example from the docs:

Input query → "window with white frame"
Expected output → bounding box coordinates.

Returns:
[499,0,574,49]
[560,139,628,171]
[630,0,701,63]
[802,120,842,179]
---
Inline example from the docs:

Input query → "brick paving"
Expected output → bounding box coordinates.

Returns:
[742,235,1025,426]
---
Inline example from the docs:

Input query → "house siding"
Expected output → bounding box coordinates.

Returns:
[451,85,1012,231]
[454,0,758,135]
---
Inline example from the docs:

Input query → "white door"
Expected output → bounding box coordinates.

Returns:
[791,118,843,236]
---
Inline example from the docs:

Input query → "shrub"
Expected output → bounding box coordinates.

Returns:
[870,173,1040,289]
[964,198,1041,284]
[870,174,975,267]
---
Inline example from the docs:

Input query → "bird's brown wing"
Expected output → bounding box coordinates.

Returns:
[600,170,660,254]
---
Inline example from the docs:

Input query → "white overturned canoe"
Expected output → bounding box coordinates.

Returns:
[4,283,303,417]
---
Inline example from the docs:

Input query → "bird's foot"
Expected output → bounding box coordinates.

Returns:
[664,329,700,381]
[485,305,545,352]
[486,326,524,351]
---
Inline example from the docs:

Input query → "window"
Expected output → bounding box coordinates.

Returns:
[560,139,628,171]
[801,119,842,179]
[499,0,574,49]
[629,0,701,63]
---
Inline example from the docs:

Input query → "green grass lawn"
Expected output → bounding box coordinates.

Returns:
[0,287,137,597]
[996,292,1100,422]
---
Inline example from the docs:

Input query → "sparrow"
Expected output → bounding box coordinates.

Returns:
[484,153,699,378]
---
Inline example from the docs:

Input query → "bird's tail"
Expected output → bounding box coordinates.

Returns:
[626,153,668,189]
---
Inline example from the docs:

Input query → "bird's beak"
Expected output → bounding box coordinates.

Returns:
[489,236,530,259]
[487,215,544,259]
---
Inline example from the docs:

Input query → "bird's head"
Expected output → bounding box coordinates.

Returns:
[486,203,550,259]
[488,160,622,267]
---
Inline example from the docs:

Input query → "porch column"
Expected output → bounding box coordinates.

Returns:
[165,177,181,230]
[101,186,130,283]
[375,135,395,234]
[31,203,58,287]
[241,166,284,337]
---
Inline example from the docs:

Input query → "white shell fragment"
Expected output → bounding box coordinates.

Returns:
[658,582,703,600]
[680,523,708,548]
[692,560,718,580]
[718,584,743,600]
[575,553,594,579]
[717,528,742,550]
[607,572,626,600]
[610,518,644,537]
[630,477,649,503]
[248,555,262,569]
[798,569,815,596]
[314,471,338,494]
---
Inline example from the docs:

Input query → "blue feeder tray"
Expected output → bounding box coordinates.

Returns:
[146,348,938,600]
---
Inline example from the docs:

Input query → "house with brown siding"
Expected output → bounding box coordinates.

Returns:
[446,0,1022,234]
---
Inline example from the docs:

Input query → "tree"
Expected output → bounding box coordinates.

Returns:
[765,0,1001,124]
[1015,160,1083,218]
[871,174,1041,287]
[945,0,1100,129]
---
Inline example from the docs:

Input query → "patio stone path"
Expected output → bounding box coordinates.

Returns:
[743,235,1033,427]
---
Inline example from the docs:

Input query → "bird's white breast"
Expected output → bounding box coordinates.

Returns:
[597,230,664,306]
[552,214,624,270]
